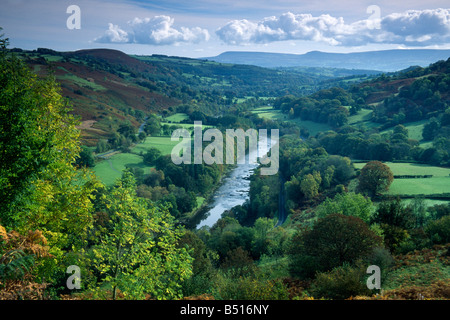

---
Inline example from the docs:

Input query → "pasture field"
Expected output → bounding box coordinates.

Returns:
[380,120,427,142]
[251,106,331,136]
[354,162,450,177]
[354,161,450,197]
[347,108,373,125]
[131,136,191,156]
[93,153,146,186]
[388,177,449,196]
[94,116,195,185]
[164,113,189,123]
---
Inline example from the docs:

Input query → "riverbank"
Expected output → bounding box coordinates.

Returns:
[179,164,236,229]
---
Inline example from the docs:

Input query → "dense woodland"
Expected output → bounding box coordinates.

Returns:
[1,31,449,300]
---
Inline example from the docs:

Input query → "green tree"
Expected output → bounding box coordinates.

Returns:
[251,218,274,258]
[89,171,193,299]
[289,214,382,278]
[358,161,394,197]
[371,198,415,252]
[143,147,162,165]
[0,36,100,285]
[316,192,373,223]
[144,114,161,136]
[75,145,96,168]
[422,119,440,141]
[300,172,321,199]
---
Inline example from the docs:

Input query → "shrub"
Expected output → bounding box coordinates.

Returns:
[310,263,372,299]
[289,214,382,277]
[425,216,450,245]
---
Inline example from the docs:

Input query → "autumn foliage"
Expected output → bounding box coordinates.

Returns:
[0,224,51,300]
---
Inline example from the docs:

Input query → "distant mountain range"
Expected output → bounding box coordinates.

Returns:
[203,49,450,72]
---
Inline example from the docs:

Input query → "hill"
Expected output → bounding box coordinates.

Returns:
[272,56,450,169]
[205,49,450,72]
[13,47,366,145]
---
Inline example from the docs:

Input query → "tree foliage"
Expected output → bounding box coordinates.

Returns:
[88,171,193,299]
[289,214,382,278]
[358,161,394,197]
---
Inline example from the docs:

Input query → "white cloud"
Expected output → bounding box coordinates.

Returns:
[95,15,210,45]
[216,8,450,46]
[95,23,130,43]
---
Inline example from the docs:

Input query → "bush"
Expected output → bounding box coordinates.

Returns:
[289,214,382,277]
[425,215,450,244]
[212,270,289,300]
[310,263,372,299]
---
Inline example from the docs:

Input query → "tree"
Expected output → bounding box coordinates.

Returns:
[144,114,161,136]
[422,119,440,141]
[0,37,100,282]
[89,171,193,299]
[371,198,416,252]
[75,145,96,168]
[289,214,382,278]
[96,139,110,153]
[316,192,373,223]
[300,172,321,199]
[143,147,162,165]
[358,161,394,197]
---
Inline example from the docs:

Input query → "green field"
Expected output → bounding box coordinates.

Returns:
[94,135,193,185]
[347,108,373,125]
[354,162,450,197]
[388,178,449,196]
[164,113,189,123]
[93,153,146,186]
[131,136,187,156]
[57,71,107,92]
[380,120,427,142]
[94,112,198,186]
[354,162,450,177]
[252,106,332,136]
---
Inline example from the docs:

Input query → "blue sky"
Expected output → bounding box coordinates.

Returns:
[1,0,450,57]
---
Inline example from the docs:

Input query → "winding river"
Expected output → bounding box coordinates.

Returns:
[196,138,277,229]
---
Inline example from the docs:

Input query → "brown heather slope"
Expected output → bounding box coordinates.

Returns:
[25,49,180,145]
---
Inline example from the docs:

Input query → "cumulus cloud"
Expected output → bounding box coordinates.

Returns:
[216,9,450,46]
[95,15,210,45]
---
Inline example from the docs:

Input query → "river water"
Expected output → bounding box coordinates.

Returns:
[196,138,277,229]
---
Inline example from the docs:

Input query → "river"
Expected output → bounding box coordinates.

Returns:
[196,138,277,229]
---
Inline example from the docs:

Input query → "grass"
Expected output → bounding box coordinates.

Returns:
[58,73,107,92]
[164,113,189,122]
[93,153,146,186]
[93,135,192,186]
[196,196,205,208]
[252,106,332,136]
[388,178,449,196]
[383,245,450,291]
[93,112,196,185]
[354,162,450,177]
[380,120,427,142]
[354,161,450,197]
[347,108,375,126]
[131,136,190,156]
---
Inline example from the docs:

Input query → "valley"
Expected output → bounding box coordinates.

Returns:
[2,42,450,301]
